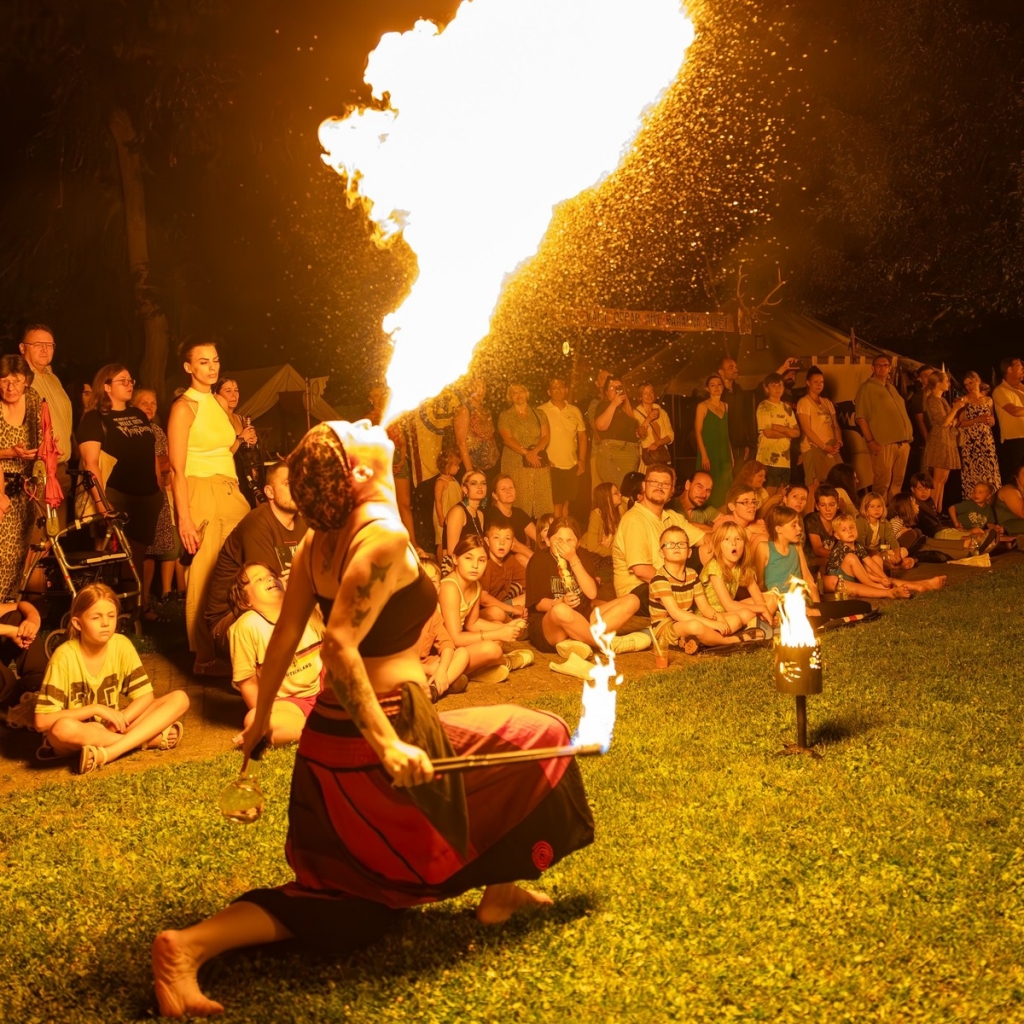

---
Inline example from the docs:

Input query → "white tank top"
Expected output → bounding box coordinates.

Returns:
[183,387,237,479]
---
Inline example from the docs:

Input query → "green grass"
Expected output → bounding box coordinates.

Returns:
[2,567,1024,1022]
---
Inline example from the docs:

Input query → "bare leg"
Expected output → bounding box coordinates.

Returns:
[475,882,553,925]
[590,593,640,633]
[233,701,307,747]
[671,617,739,647]
[153,902,293,1018]
[464,639,505,672]
[160,559,175,598]
[142,557,156,611]
[932,469,949,518]
[903,575,947,593]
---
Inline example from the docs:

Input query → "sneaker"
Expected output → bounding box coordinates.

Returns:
[471,664,510,684]
[505,649,535,671]
[193,657,232,678]
[549,653,594,680]
[609,631,652,654]
[555,639,592,662]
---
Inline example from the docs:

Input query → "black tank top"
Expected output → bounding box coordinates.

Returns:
[316,566,437,658]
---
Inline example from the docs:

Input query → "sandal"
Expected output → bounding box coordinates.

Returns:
[738,627,768,644]
[151,721,184,751]
[79,744,108,775]
[36,739,61,762]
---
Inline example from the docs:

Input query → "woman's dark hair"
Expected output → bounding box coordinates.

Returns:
[806,365,825,382]
[86,363,130,414]
[704,372,723,390]
[735,460,767,488]
[212,378,238,396]
[825,463,858,500]
[178,336,220,366]
[592,481,623,536]
[0,353,34,388]
[620,471,646,506]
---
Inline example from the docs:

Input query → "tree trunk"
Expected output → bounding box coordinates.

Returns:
[108,106,171,398]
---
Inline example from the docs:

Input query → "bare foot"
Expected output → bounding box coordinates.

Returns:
[892,584,912,599]
[152,930,224,1019]
[920,576,947,591]
[475,883,553,925]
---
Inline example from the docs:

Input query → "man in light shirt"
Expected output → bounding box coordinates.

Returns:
[992,356,1024,480]
[537,377,587,518]
[20,324,72,527]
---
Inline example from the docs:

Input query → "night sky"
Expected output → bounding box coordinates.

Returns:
[2,0,1023,407]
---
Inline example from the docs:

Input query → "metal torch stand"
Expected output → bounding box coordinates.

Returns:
[774,644,823,759]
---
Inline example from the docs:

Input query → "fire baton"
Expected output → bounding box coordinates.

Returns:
[431,742,604,774]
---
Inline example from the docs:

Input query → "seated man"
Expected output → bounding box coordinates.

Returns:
[611,466,704,614]
[479,522,527,623]
[669,470,718,531]
[205,462,308,652]
[227,562,324,746]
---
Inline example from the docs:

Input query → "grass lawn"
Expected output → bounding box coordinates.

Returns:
[2,565,1023,1022]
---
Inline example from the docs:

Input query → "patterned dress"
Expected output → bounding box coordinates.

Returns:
[923,395,960,471]
[498,405,553,519]
[958,400,1001,498]
[0,388,41,601]
[146,424,177,558]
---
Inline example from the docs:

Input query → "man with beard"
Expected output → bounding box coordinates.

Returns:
[205,462,309,650]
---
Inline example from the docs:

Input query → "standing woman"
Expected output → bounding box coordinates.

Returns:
[497,383,553,520]
[167,340,255,676]
[694,373,733,507]
[0,355,40,601]
[78,365,164,610]
[592,376,640,489]
[633,382,674,474]
[132,389,183,612]
[213,378,263,509]
[152,421,594,1018]
[796,366,842,507]
[958,371,1001,499]
[453,376,500,476]
[923,371,965,515]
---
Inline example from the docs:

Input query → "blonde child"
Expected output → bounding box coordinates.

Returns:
[227,562,324,747]
[650,526,740,652]
[857,492,915,570]
[438,536,533,684]
[698,522,774,639]
[34,584,189,774]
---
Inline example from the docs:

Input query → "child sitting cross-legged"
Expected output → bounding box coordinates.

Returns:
[857,492,916,570]
[948,482,1001,553]
[824,514,946,599]
[650,526,744,652]
[478,523,528,624]
[417,558,470,702]
[697,522,775,640]
[227,562,324,747]
[34,583,189,774]
[525,516,649,678]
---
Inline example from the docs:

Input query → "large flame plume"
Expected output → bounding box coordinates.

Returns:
[571,608,621,753]
[319,0,694,418]
[777,578,816,648]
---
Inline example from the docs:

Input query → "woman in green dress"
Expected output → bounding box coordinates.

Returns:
[497,384,553,519]
[694,373,733,508]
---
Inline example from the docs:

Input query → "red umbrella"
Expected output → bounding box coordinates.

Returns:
[38,398,64,510]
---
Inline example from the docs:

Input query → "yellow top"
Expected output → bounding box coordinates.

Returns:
[183,387,237,479]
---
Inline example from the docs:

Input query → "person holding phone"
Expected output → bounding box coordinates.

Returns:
[591,376,640,488]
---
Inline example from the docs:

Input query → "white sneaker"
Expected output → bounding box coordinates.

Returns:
[471,664,510,684]
[549,653,594,680]
[555,639,592,662]
[610,631,652,654]
[505,649,535,671]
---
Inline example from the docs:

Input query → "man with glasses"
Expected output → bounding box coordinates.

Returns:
[854,354,914,501]
[19,325,72,526]
[612,465,703,613]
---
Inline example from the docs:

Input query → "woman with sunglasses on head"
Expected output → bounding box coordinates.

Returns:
[0,354,40,601]
[78,364,164,606]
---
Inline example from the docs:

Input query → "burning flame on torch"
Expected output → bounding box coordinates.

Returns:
[318,0,694,419]
[777,578,816,648]
[571,608,620,753]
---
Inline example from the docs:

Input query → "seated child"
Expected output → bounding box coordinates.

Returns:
[889,492,985,560]
[824,515,945,599]
[478,523,528,623]
[948,482,1001,552]
[34,583,189,774]
[227,562,324,746]
[698,522,775,638]
[857,492,915,570]
[909,473,958,538]
[418,558,470,702]
[525,516,648,676]
[803,485,840,565]
[650,526,741,652]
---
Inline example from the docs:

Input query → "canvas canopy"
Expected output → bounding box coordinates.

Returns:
[224,364,339,423]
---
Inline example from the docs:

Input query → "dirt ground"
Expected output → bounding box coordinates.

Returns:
[0,554,1011,796]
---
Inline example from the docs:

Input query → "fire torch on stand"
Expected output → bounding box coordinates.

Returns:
[774,581,823,759]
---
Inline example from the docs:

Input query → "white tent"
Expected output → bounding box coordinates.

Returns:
[227,364,339,423]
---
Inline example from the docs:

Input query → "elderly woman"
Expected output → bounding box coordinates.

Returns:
[453,376,500,475]
[168,340,256,676]
[152,420,595,1017]
[213,377,263,508]
[0,355,40,601]
[497,383,553,519]
[592,375,640,489]
[633,382,674,474]
[78,365,164,597]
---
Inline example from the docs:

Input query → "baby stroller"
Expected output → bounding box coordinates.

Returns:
[19,468,142,658]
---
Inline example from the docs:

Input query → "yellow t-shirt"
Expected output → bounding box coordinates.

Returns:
[35,635,151,718]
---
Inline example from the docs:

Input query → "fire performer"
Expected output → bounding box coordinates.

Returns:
[153,420,595,1018]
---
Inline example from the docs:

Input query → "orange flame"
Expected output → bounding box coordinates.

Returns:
[777,578,816,648]
[319,0,694,419]
[571,608,620,752]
